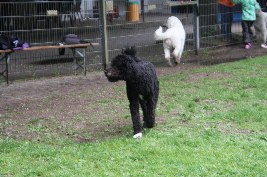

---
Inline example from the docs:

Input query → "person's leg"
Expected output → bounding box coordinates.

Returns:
[241,20,252,49]
[247,21,254,44]
[242,20,249,44]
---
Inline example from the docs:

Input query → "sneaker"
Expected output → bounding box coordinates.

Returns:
[261,44,267,48]
[245,43,252,49]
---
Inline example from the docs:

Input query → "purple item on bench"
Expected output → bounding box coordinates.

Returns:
[13,43,30,50]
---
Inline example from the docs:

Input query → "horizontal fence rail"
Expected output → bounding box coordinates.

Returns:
[1,0,263,82]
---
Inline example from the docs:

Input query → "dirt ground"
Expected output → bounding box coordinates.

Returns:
[1,43,267,142]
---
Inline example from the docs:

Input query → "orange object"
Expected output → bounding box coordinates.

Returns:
[218,0,235,7]
[126,2,139,21]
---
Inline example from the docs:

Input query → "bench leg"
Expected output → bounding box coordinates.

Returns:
[72,48,87,75]
[0,53,10,84]
[83,48,86,75]
[72,49,76,75]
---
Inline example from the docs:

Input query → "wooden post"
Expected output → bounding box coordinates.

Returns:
[100,0,109,70]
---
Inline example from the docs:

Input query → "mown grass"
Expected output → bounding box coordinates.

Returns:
[1,56,267,176]
[1,129,266,176]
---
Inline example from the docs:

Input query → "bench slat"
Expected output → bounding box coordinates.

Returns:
[0,43,99,53]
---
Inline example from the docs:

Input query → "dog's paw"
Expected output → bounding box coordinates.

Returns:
[167,61,172,67]
[133,133,142,139]
[174,61,180,65]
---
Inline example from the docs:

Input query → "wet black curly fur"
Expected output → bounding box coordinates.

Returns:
[105,46,159,135]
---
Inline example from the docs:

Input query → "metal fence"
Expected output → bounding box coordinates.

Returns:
[1,0,263,81]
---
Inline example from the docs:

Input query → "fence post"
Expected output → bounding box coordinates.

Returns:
[195,0,200,55]
[99,0,109,70]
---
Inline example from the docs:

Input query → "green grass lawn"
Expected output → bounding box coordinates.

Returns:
[1,56,267,176]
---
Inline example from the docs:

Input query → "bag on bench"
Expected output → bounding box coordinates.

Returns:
[0,34,14,50]
[0,34,28,50]
[62,34,81,45]
[12,36,25,49]
[58,34,93,55]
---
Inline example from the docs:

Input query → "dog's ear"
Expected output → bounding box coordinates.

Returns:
[124,54,141,63]
[121,48,125,54]
[134,57,141,62]
[167,16,179,28]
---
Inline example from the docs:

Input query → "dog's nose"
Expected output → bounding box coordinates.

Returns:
[104,70,107,75]
[104,69,111,77]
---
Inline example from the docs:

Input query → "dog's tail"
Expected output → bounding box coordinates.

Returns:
[154,26,173,41]
[122,46,136,56]
[122,46,141,62]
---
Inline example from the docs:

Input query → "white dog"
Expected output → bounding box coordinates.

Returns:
[254,8,267,45]
[154,16,186,66]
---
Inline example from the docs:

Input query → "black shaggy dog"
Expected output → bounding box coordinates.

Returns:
[104,46,159,138]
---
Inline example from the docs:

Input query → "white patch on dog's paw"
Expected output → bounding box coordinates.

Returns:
[138,94,143,100]
[133,133,142,139]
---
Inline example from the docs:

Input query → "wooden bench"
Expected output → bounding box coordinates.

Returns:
[0,43,99,84]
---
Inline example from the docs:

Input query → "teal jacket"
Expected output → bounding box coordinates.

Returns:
[232,0,260,21]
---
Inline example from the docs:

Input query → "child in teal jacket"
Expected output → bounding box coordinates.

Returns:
[232,0,260,49]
